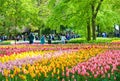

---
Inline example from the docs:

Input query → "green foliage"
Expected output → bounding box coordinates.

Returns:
[68,37,120,44]
[96,0,120,33]
[0,41,11,45]
[0,0,34,35]
[68,38,87,44]
[47,0,120,40]
[0,0,120,40]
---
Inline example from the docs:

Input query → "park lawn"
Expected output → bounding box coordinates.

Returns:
[0,41,11,45]
[68,37,120,44]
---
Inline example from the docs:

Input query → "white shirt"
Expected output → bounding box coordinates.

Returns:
[61,36,66,41]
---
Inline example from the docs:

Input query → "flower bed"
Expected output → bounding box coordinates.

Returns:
[0,43,120,81]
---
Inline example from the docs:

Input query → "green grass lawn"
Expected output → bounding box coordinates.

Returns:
[0,41,11,45]
[68,37,120,44]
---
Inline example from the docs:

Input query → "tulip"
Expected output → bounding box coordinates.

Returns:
[10,74,14,78]
[72,75,75,79]
[66,71,69,77]
[62,78,65,81]
[114,76,116,80]
[94,74,98,78]
[52,72,54,77]
[57,76,60,80]
[77,69,81,75]
[62,72,65,76]
[18,74,26,80]
[108,73,110,78]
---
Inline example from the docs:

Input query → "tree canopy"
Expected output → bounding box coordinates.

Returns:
[0,0,120,40]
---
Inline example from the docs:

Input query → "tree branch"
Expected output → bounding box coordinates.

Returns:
[94,0,104,17]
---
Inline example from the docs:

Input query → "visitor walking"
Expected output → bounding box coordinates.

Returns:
[48,34,52,44]
[28,33,34,44]
[61,34,66,44]
[40,35,45,44]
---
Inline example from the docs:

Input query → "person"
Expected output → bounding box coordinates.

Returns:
[48,34,52,44]
[61,34,66,44]
[16,35,20,41]
[102,32,107,38]
[66,33,70,40]
[28,33,34,44]
[52,34,55,40]
[58,34,61,40]
[23,35,26,41]
[35,35,39,40]
[40,35,45,44]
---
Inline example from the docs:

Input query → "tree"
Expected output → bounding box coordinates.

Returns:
[47,0,93,40]
[1,0,120,40]
[90,0,104,40]
[29,0,50,37]
[0,0,29,35]
[47,0,120,40]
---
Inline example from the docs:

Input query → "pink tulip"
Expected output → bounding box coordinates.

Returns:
[100,70,104,75]
[72,75,74,79]
[114,76,116,80]
[101,74,105,78]
[77,69,81,75]
[108,73,110,78]
[74,79,76,81]
[66,71,69,77]
[62,72,65,76]
[71,70,75,74]
[94,74,98,78]
[86,72,90,76]
[105,65,110,71]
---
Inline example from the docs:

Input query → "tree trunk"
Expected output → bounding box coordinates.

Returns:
[91,5,96,40]
[92,16,96,40]
[87,18,91,41]
[97,25,100,33]
[91,0,104,40]
[15,26,17,44]
[119,25,120,37]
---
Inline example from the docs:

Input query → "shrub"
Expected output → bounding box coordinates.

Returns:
[0,41,11,45]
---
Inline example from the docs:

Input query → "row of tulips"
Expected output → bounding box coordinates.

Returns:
[0,46,104,81]
[0,44,120,57]
[0,43,120,56]
[111,40,120,44]
[0,44,84,56]
[64,50,120,81]
[0,50,55,63]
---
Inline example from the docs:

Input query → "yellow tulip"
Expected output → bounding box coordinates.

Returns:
[3,69,10,77]
[30,72,36,78]
[38,73,41,77]
[10,74,14,78]
[6,78,8,81]
[44,72,48,78]
[22,68,28,74]
[57,76,60,80]
[52,72,54,77]
[57,69,60,75]
[53,68,56,74]
[18,74,26,80]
